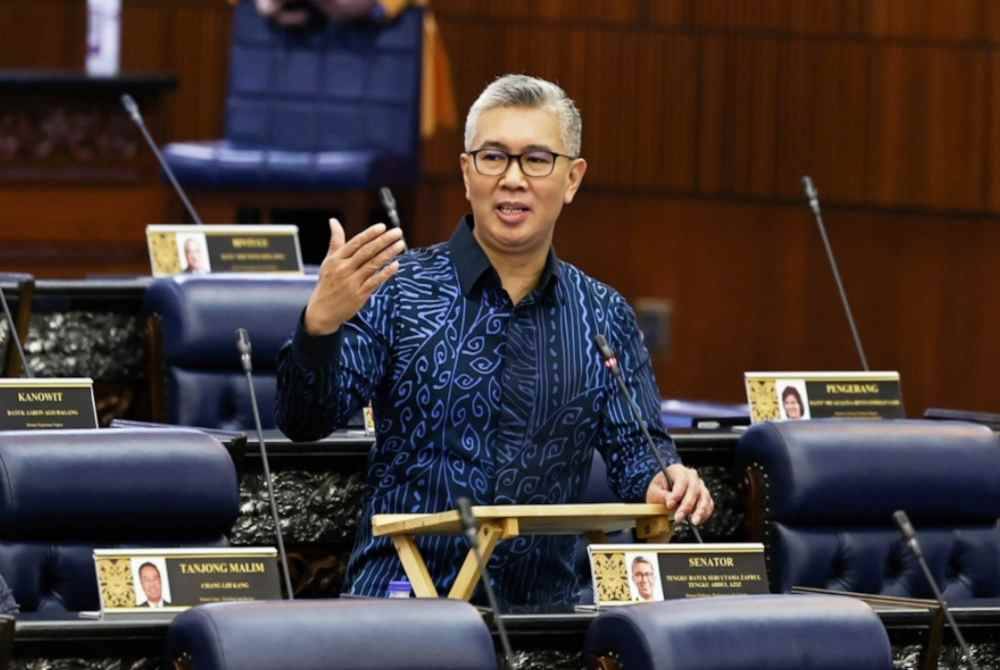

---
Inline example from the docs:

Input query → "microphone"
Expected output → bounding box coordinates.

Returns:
[455,497,515,670]
[121,93,205,227]
[0,281,30,378]
[594,334,703,544]
[378,187,401,230]
[800,176,869,371]
[893,510,981,670]
[236,328,295,600]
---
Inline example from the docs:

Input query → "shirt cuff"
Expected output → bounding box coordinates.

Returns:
[291,308,343,370]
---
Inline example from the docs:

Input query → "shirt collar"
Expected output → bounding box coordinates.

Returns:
[447,215,561,303]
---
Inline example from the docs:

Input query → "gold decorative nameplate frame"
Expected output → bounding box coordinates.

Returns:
[0,378,97,430]
[146,225,304,277]
[94,547,281,616]
[588,543,768,607]
[744,371,904,424]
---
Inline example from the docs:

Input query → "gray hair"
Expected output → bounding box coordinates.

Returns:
[464,74,582,157]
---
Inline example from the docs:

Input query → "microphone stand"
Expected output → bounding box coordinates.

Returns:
[594,335,703,544]
[236,328,294,600]
[121,93,205,226]
[801,176,869,371]
[894,510,981,670]
[456,497,515,670]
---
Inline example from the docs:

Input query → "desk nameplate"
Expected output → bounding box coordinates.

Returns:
[146,225,304,276]
[94,547,281,617]
[745,371,904,424]
[0,378,97,430]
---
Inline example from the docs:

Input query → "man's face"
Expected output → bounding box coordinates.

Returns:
[460,105,587,259]
[632,560,655,600]
[139,565,162,603]
[184,239,208,272]
[784,394,802,419]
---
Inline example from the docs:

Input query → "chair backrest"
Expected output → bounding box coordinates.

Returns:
[0,428,238,615]
[166,599,498,670]
[143,275,315,430]
[584,594,892,670]
[227,1,422,161]
[736,419,1000,602]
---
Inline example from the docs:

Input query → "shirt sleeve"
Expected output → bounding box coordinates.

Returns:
[596,290,680,503]
[274,284,394,442]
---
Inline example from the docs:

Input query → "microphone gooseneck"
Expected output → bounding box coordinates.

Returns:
[594,334,703,544]
[800,176,869,371]
[0,284,30,378]
[455,497,515,670]
[893,510,981,670]
[121,93,205,227]
[235,328,295,600]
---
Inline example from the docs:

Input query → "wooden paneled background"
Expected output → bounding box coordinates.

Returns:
[2,0,999,416]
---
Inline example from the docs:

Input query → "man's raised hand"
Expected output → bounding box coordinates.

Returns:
[304,218,405,336]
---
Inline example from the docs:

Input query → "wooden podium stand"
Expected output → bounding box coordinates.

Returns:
[372,503,673,600]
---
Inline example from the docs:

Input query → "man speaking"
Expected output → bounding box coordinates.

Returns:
[275,74,714,608]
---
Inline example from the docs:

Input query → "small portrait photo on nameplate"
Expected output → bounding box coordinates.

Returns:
[588,543,768,607]
[146,225,304,277]
[95,547,282,617]
[0,378,98,430]
[744,371,905,424]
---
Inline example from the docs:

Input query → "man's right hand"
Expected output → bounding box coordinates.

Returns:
[304,218,405,336]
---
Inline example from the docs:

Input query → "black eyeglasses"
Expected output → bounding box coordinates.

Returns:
[468,148,577,178]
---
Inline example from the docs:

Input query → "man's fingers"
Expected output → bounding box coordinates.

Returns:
[673,471,701,523]
[327,218,346,255]
[361,260,400,293]
[337,223,387,259]
[358,239,406,279]
[691,491,714,526]
[348,226,404,271]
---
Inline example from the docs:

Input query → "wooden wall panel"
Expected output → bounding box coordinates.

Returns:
[0,2,85,70]
[649,0,692,29]
[432,0,639,24]
[694,0,866,34]
[867,0,986,41]
[774,40,870,202]
[698,36,780,196]
[866,46,988,210]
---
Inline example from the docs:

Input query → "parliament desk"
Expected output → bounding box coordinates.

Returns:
[13,602,1000,669]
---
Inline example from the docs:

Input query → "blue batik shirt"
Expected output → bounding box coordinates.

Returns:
[275,216,679,608]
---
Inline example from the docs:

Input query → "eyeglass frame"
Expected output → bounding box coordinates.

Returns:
[466,146,579,178]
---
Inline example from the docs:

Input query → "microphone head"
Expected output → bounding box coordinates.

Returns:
[120,94,141,123]
[801,175,818,201]
[593,334,622,376]
[235,328,252,356]
[893,510,915,540]
[594,334,616,362]
[378,186,396,211]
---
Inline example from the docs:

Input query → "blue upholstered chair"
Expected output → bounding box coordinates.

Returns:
[736,420,1000,604]
[143,275,316,430]
[584,594,892,669]
[162,0,423,224]
[0,428,238,616]
[166,599,497,670]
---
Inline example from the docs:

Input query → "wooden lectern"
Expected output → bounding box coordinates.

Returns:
[372,503,673,600]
